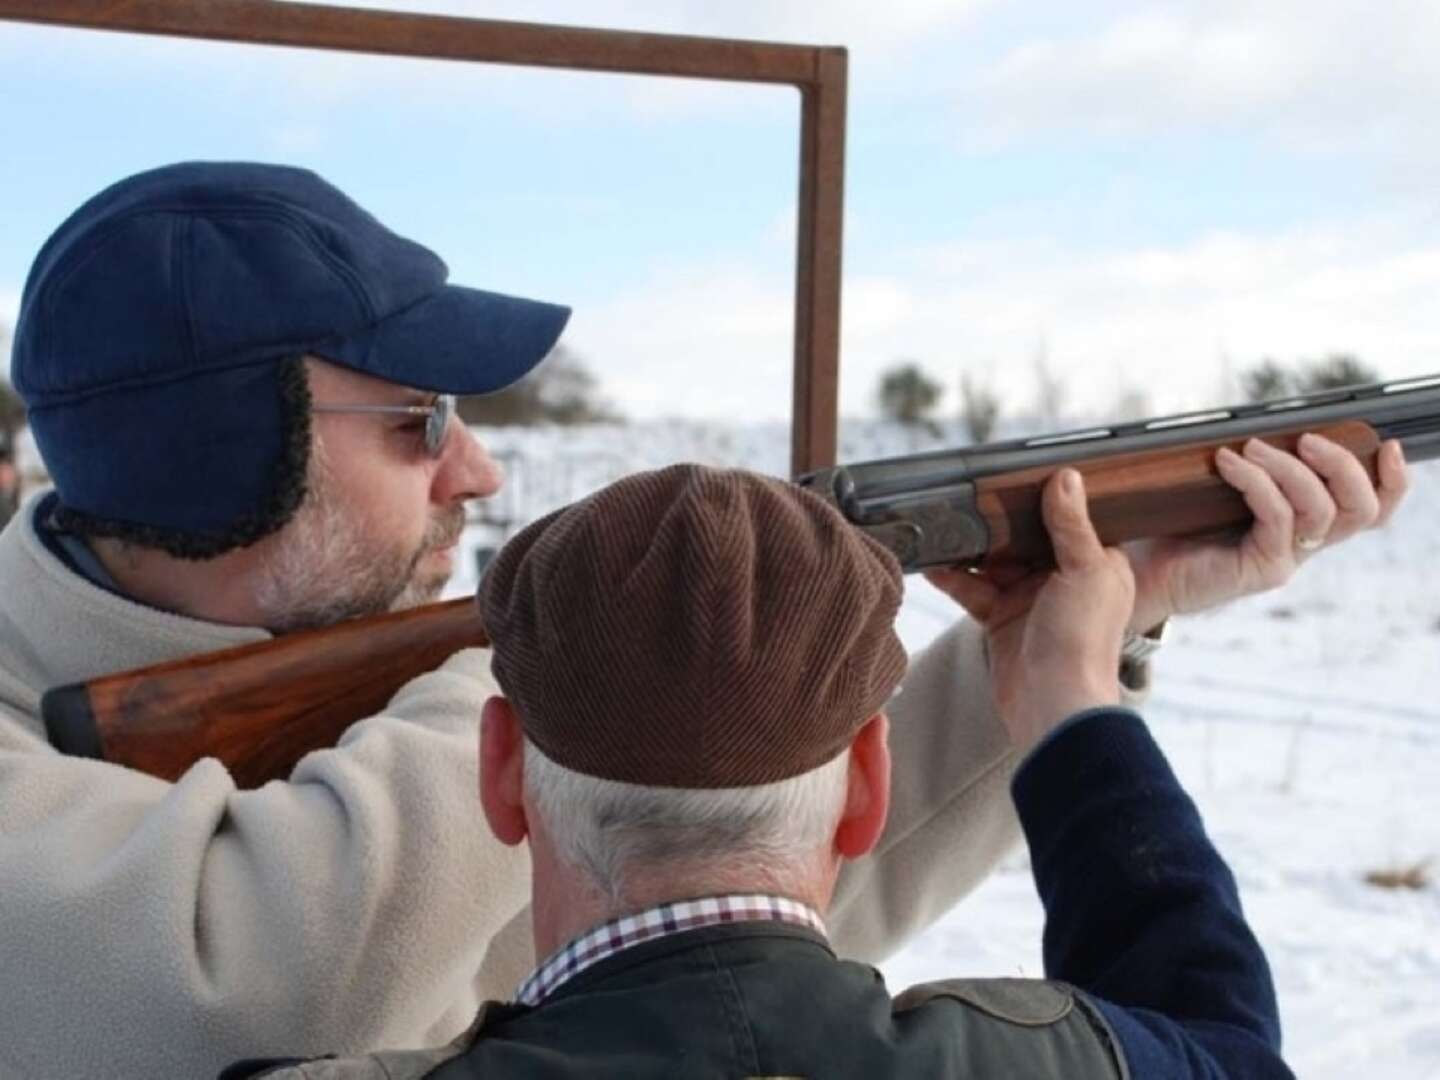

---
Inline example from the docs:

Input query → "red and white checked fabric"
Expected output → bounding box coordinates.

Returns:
[514,893,828,1007]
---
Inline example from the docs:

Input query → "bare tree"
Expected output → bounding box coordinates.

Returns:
[0,319,24,446]
[1032,336,1066,426]
[0,381,21,439]
[959,372,1001,443]
[0,319,21,525]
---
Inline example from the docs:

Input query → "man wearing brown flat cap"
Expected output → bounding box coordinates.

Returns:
[230,463,1293,1079]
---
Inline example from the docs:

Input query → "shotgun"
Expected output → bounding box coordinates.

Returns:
[44,374,1440,786]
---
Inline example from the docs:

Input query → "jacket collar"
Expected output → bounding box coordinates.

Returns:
[517,893,828,1007]
[0,489,269,733]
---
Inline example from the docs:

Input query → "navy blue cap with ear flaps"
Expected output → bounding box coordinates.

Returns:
[11,161,571,551]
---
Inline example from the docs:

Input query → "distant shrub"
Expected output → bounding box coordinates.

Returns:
[1363,860,1431,891]
[1241,358,1292,402]
[457,345,621,426]
[877,361,943,428]
[1240,353,1380,403]
[959,372,1001,443]
[1298,353,1379,392]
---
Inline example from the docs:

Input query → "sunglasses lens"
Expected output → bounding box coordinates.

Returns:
[428,395,455,456]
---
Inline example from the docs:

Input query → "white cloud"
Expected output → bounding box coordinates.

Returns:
[964,3,1440,154]
[842,276,916,338]
[564,212,1440,422]
[266,122,330,155]
[975,13,1294,133]
[564,263,794,419]
[843,215,1440,419]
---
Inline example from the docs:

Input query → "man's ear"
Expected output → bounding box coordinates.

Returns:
[480,695,529,847]
[834,712,891,860]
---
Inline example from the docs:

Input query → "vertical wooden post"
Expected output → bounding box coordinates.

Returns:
[792,47,847,475]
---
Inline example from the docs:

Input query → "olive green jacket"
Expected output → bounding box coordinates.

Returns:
[229,925,1125,1079]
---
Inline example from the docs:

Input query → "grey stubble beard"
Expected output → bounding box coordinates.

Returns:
[253,448,466,634]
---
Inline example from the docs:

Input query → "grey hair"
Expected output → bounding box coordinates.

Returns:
[523,738,851,907]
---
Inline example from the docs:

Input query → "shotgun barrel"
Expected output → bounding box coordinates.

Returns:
[797,374,1440,569]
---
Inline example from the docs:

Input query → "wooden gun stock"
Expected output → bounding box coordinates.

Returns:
[976,420,1381,565]
[44,597,488,787]
[42,420,1384,787]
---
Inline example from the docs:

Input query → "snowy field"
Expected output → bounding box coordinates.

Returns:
[449,419,1440,1080]
[887,484,1440,1079]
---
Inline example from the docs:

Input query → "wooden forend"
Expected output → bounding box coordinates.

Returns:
[975,420,1382,567]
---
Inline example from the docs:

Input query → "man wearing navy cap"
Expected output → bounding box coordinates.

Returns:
[0,161,1408,1078]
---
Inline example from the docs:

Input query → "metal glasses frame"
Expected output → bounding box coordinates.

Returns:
[312,394,456,458]
[0,0,848,475]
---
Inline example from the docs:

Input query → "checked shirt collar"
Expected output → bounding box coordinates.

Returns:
[514,893,828,1007]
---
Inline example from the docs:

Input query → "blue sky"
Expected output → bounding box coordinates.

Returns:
[4,1,1440,422]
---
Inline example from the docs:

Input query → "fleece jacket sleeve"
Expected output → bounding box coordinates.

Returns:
[1013,709,1293,1080]
[827,618,1022,962]
[0,648,533,1080]
[827,614,1153,965]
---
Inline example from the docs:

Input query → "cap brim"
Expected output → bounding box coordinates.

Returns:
[312,284,572,395]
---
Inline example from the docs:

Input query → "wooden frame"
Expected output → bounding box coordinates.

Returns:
[0,0,847,472]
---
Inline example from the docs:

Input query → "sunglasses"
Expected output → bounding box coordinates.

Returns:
[312,393,457,458]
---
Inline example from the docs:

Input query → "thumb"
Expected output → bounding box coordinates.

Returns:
[1042,469,1106,573]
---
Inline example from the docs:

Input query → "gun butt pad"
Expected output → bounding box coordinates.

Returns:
[43,684,104,760]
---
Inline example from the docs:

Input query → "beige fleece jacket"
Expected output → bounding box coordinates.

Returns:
[0,490,1045,1080]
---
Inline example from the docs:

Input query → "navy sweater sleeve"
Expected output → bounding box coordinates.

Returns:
[1012,709,1294,1080]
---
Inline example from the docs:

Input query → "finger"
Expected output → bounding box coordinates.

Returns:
[1042,469,1106,573]
[1243,437,1337,547]
[985,572,1049,631]
[1373,439,1409,528]
[979,558,1036,589]
[1294,432,1380,540]
[1214,446,1296,568]
[924,565,999,623]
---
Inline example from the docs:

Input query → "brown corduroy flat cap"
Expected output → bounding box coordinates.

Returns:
[479,464,908,788]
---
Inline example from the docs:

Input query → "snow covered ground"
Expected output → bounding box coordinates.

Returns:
[886,484,1440,1080]
[449,419,1440,1080]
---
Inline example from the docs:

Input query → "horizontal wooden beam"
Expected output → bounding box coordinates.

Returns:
[0,0,826,83]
